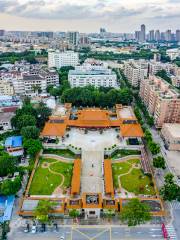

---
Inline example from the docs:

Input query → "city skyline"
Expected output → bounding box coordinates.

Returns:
[0,0,180,32]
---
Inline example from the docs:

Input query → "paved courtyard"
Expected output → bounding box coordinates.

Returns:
[81,150,104,193]
[64,128,123,150]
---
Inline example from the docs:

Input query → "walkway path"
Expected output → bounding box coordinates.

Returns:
[81,150,104,194]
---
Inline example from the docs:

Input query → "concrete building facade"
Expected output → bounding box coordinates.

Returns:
[48,50,79,69]
[140,75,180,128]
[161,124,180,151]
[124,60,148,87]
[68,63,117,88]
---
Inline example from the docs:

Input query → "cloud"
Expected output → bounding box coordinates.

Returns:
[0,0,147,20]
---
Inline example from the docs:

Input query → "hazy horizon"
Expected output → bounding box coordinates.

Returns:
[0,0,180,32]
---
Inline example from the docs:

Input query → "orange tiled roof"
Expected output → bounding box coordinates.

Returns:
[104,159,114,196]
[77,109,109,121]
[120,124,144,137]
[41,122,67,137]
[71,159,81,195]
[68,119,111,127]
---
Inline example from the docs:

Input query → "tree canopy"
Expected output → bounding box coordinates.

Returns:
[0,176,21,195]
[153,156,166,169]
[34,200,56,223]
[0,153,16,177]
[21,126,40,140]
[160,173,180,201]
[23,139,42,157]
[61,86,133,107]
[120,198,151,226]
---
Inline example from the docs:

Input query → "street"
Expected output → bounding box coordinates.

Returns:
[8,225,164,240]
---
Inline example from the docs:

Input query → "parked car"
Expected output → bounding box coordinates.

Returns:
[60,236,64,240]
[23,223,30,233]
[31,225,37,234]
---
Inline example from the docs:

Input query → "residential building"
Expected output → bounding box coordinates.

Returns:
[0,112,14,133]
[165,30,172,42]
[149,30,155,41]
[155,30,161,41]
[0,80,14,95]
[67,31,79,46]
[48,50,79,69]
[13,68,59,97]
[5,136,24,157]
[161,123,180,151]
[140,75,180,128]
[176,30,180,42]
[166,48,180,60]
[149,60,172,75]
[140,24,146,42]
[68,62,117,88]
[0,95,21,113]
[124,60,148,87]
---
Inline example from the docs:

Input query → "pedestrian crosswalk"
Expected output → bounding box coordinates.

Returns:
[166,224,177,240]
[171,201,180,210]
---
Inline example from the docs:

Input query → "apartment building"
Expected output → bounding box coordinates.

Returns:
[124,60,148,87]
[48,50,79,68]
[140,75,180,128]
[166,48,180,60]
[0,80,14,95]
[148,60,172,75]
[0,112,14,133]
[171,65,180,87]
[68,63,117,88]
[161,123,180,151]
[12,68,59,97]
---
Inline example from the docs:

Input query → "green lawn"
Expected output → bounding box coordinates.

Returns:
[50,161,73,188]
[112,162,132,188]
[29,158,73,195]
[43,148,76,159]
[112,159,155,196]
[120,169,155,196]
[111,149,141,160]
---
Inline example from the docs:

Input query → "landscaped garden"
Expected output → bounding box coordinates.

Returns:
[112,159,156,196]
[43,148,76,159]
[29,158,73,195]
[111,149,141,160]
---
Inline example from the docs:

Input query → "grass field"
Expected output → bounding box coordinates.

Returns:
[29,158,73,195]
[43,148,76,159]
[121,169,155,195]
[112,159,155,196]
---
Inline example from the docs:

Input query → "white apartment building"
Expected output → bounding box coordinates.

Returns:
[124,60,148,87]
[0,80,14,95]
[12,69,59,97]
[166,48,180,60]
[48,50,79,69]
[68,63,117,88]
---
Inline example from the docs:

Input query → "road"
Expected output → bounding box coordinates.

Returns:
[8,225,164,240]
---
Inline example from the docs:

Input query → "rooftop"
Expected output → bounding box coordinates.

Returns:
[163,123,180,138]
[0,112,14,122]
[5,136,23,148]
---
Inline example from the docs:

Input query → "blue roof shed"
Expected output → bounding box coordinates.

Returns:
[5,136,23,148]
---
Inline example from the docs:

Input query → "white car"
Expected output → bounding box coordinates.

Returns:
[60,236,64,240]
[31,225,37,233]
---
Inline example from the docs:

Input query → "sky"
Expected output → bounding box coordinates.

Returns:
[0,0,180,33]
